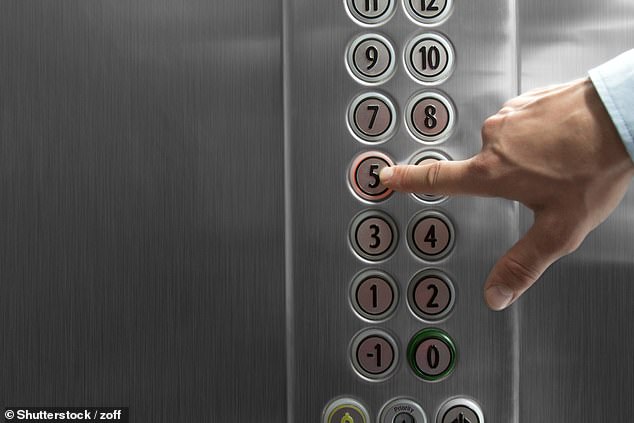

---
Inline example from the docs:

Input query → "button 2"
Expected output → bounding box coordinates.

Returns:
[346,0,396,25]
[407,210,455,261]
[405,33,455,85]
[406,91,456,143]
[408,269,455,321]
[323,397,370,423]
[404,0,454,26]
[347,34,396,84]
[350,269,399,321]
[349,151,395,202]
[350,210,398,261]
[407,328,456,381]
[348,92,397,143]
[351,328,399,381]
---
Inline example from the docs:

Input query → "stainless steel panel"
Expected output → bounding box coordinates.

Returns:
[0,2,286,421]
[519,1,634,421]
[286,1,519,421]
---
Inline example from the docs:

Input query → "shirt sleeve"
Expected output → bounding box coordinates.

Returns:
[588,49,634,163]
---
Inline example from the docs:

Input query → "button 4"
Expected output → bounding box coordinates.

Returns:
[407,210,455,261]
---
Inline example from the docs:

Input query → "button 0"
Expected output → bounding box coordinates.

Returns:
[350,269,398,321]
[323,398,370,423]
[351,329,399,380]
[407,328,456,381]
[349,151,395,202]
[348,92,397,143]
[404,0,454,25]
[408,269,455,321]
[350,210,398,261]
[408,210,455,261]
[405,33,455,85]
[408,151,451,203]
[346,0,396,25]
[347,34,396,84]
[379,398,428,423]
[436,398,484,423]
[406,91,455,143]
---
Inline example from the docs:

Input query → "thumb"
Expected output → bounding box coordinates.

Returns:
[379,157,494,196]
[483,213,584,311]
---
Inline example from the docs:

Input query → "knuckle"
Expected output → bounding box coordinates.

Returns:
[501,256,541,291]
[481,115,502,141]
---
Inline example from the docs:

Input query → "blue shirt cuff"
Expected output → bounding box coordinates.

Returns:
[589,49,634,164]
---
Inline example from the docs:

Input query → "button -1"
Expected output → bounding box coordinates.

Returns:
[323,397,370,423]
[407,328,456,381]
[349,151,395,202]
[379,398,428,423]
[351,328,399,381]
[405,33,455,85]
[404,0,454,26]
[350,210,398,262]
[350,269,399,321]
[436,398,484,423]
[408,269,455,321]
[348,92,397,143]
[407,210,455,261]
[346,0,396,26]
[406,91,456,143]
[347,34,396,84]
[408,151,451,203]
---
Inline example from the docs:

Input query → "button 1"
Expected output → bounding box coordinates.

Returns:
[407,328,456,381]
[379,398,428,423]
[436,398,484,423]
[408,269,455,321]
[351,328,399,381]
[349,151,395,202]
[405,33,455,85]
[348,92,397,143]
[350,269,398,321]
[408,210,455,261]
[350,210,398,261]
[347,34,396,84]
[323,397,370,423]
[404,0,454,26]
[406,91,456,143]
[346,0,396,25]
[408,150,451,203]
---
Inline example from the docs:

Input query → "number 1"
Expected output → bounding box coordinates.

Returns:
[365,0,379,12]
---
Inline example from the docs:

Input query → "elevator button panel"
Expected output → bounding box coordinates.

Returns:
[379,398,428,423]
[350,269,399,321]
[323,397,370,423]
[436,398,485,423]
[405,33,455,84]
[408,210,455,261]
[346,0,396,25]
[408,328,457,381]
[406,91,456,143]
[347,34,397,84]
[351,329,400,380]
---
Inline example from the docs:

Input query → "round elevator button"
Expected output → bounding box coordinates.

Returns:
[348,92,397,143]
[346,0,396,25]
[323,397,370,423]
[406,91,456,143]
[349,151,395,202]
[350,269,399,321]
[404,0,454,26]
[408,269,455,321]
[350,210,398,261]
[407,328,456,381]
[347,34,396,84]
[405,33,455,85]
[408,151,451,203]
[351,328,399,381]
[407,210,455,261]
[379,398,427,423]
[436,398,484,423]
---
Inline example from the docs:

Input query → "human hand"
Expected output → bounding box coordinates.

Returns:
[380,78,634,311]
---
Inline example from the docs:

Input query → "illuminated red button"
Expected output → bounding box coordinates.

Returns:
[349,151,395,201]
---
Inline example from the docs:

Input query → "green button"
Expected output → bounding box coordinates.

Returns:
[407,328,457,381]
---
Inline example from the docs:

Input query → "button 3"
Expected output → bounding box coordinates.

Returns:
[347,34,397,84]
[436,398,484,423]
[406,91,456,143]
[405,33,455,85]
[350,269,399,321]
[323,397,370,423]
[348,92,397,143]
[380,398,428,423]
[408,269,455,321]
[407,328,456,381]
[351,328,399,381]
[350,210,398,261]
[349,151,395,202]
[407,210,455,261]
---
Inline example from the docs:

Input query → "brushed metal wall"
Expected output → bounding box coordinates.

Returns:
[518,1,634,421]
[0,1,286,421]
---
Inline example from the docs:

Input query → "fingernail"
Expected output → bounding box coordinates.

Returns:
[380,166,394,184]
[485,285,514,311]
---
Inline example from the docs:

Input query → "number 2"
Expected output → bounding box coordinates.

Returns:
[419,0,439,12]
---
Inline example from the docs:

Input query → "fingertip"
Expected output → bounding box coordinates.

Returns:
[379,166,394,186]
[484,284,515,311]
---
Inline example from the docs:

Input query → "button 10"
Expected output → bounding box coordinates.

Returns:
[405,33,455,85]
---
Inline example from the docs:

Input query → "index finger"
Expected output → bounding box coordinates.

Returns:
[379,156,496,197]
